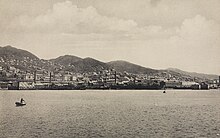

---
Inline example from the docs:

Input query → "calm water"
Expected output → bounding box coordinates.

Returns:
[0,90,220,138]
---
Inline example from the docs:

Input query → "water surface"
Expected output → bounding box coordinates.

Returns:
[0,90,220,137]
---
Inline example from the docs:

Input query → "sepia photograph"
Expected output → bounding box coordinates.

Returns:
[0,0,220,137]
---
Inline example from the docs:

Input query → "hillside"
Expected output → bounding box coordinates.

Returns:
[0,45,218,80]
[0,45,43,71]
[0,45,39,60]
[167,68,218,80]
[65,57,110,73]
[50,55,82,66]
[107,60,159,74]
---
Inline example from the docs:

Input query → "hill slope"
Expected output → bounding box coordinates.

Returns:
[107,60,158,74]
[0,45,218,80]
[65,57,110,73]
[0,45,39,60]
[50,55,82,66]
[0,45,42,71]
[167,68,218,80]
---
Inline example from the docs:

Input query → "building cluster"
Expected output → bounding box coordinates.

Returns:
[0,65,219,90]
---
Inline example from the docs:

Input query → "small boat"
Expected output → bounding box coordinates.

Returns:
[15,101,26,106]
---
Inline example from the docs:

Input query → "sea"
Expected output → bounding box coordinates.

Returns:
[0,90,220,138]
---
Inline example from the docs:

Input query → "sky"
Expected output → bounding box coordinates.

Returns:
[0,0,219,74]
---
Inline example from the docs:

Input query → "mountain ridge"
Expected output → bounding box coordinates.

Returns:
[49,55,82,66]
[167,68,218,80]
[0,45,218,80]
[107,60,158,74]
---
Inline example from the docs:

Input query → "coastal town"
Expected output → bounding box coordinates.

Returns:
[0,64,219,90]
[1,1,220,138]
[0,46,219,90]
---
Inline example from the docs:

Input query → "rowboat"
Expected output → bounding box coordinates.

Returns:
[15,101,26,106]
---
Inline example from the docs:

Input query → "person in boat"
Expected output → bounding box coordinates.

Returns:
[20,98,25,103]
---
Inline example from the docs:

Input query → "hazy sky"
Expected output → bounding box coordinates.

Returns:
[0,0,219,74]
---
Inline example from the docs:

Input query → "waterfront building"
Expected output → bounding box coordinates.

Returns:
[182,81,197,87]
[165,80,182,88]
[0,81,8,89]
[191,84,201,90]
[19,82,35,90]
[200,82,209,90]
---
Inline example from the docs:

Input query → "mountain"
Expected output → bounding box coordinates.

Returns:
[0,45,39,61]
[0,46,110,73]
[0,45,218,80]
[49,56,110,73]
[167,68,218,80]
[107,60,159,74]
[65,57,110,73]
[0,45,43,71]
[50,55,82,66]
